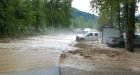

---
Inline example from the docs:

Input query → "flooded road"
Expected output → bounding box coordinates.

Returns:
[0,34,75,73]
[0,33,140,75]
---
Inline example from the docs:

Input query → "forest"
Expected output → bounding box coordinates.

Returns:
[71,8,97,29]
[0,0,72,37]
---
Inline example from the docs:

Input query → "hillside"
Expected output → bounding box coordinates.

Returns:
[72,8,98,22]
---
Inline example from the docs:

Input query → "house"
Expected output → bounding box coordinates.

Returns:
[98,24,120,44]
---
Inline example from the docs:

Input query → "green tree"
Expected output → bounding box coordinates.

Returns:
[0,0,72,37]
[90,0,136,52]
[32,0,45,32]
[44,0,72,28]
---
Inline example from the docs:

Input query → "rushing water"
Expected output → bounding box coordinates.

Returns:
[0,33,140,75]
[0,34,76,72]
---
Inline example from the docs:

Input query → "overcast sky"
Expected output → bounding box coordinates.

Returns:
[136,2,140,15]
[72,0,140,16]
[72,0,92,14]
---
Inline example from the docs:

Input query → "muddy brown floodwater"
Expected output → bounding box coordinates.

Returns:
[0,34,76,72]
[1,33,140,75]
[60,42,140,75]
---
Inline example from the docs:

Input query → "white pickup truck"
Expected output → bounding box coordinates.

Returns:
[76,32,99,42]
[106,35,140,48]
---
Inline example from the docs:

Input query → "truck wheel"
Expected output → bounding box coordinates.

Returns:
[76,36,80,42]
[118,41,125,48]
[76,36,84,42]
[80,38,85,41]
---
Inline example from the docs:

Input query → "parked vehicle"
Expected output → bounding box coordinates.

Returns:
[106,35,140,48]
[76,32,99,42]
[106,37,125,48]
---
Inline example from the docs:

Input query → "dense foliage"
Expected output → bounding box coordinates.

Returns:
[0,0,72,37]
[90,0,137,51]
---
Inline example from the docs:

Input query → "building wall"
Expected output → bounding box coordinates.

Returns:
[101,28,120,44]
